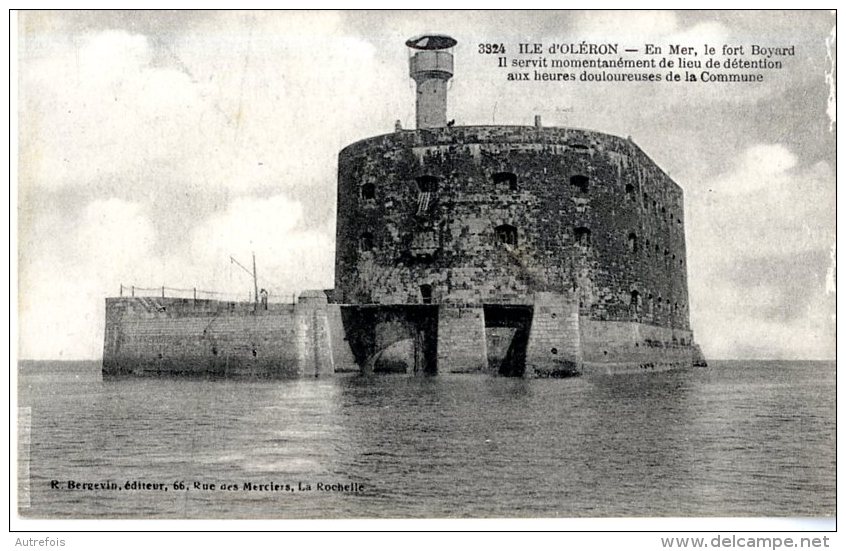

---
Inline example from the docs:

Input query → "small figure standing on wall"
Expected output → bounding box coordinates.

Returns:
[259,288,268,310]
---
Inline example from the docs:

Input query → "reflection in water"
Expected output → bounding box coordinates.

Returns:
[18,361,834,518]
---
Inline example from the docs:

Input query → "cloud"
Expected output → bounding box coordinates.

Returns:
[76,198,157,269]
[690,269,834,360]
[186,194,335,298]
[18,199,158,359]
[686,144,834,359]
[700,144,798,196]
[689,147,833,259]
[19,21,387,199]
[20,30,206,190]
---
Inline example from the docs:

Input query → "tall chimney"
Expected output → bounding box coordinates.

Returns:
[406,34,457,129]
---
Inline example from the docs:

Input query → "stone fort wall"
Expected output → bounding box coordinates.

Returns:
[334,125,691,332]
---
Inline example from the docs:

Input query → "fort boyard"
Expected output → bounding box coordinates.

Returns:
[103,34,706,378]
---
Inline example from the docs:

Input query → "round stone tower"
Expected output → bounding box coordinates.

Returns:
[333,36,705,376]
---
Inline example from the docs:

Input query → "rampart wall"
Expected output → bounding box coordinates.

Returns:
[335,126,691,332]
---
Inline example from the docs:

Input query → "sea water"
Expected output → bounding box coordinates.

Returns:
[16,360,835,519]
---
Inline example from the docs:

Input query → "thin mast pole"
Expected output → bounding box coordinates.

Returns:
[252,252,259,309]
[230,254,258,307]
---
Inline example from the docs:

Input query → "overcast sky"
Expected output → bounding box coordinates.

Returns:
[16,10,835,360]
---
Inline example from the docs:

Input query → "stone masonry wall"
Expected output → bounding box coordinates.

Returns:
[579,319,696,372]
[525,292,581,376]
[335,125,692,334]
[437,306,487,373]
[102,296,347,377]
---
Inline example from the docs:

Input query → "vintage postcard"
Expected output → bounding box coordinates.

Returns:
[13,9,836,532]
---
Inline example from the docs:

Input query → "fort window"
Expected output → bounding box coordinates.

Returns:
[492,171,518,191]
[419,284,433,304]
[360,183,376,200]
[415,176,438,215]
[625,183,635,196]
[574,226,591,246]
[643,192,649,204]
[628,232,638,252]
[630,290,640,313]
[359,231,374,252]
[664,248,670,256]
[416,175,440,192]
[495,224,518,246]
[571,175,589,193]
[570,143,590,151]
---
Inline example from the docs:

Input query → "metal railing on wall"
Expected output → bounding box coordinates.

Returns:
[119,284,299,304]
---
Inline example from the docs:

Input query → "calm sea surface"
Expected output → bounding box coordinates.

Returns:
[17,360,834,519]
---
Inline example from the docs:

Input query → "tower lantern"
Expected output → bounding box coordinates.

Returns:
[406,34,456,129]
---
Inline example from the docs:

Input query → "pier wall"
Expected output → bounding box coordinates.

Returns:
[102,294,353,377]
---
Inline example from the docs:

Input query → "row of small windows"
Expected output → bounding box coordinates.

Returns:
[360,175,441,199]
[360,176,682,225]
[498,225,593,247]
[629,232,684,266]
[641,191,682,224]
[359,172,588,198]
[361,227,682,266]
[359,225,583,251]
[629,290,685,314]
